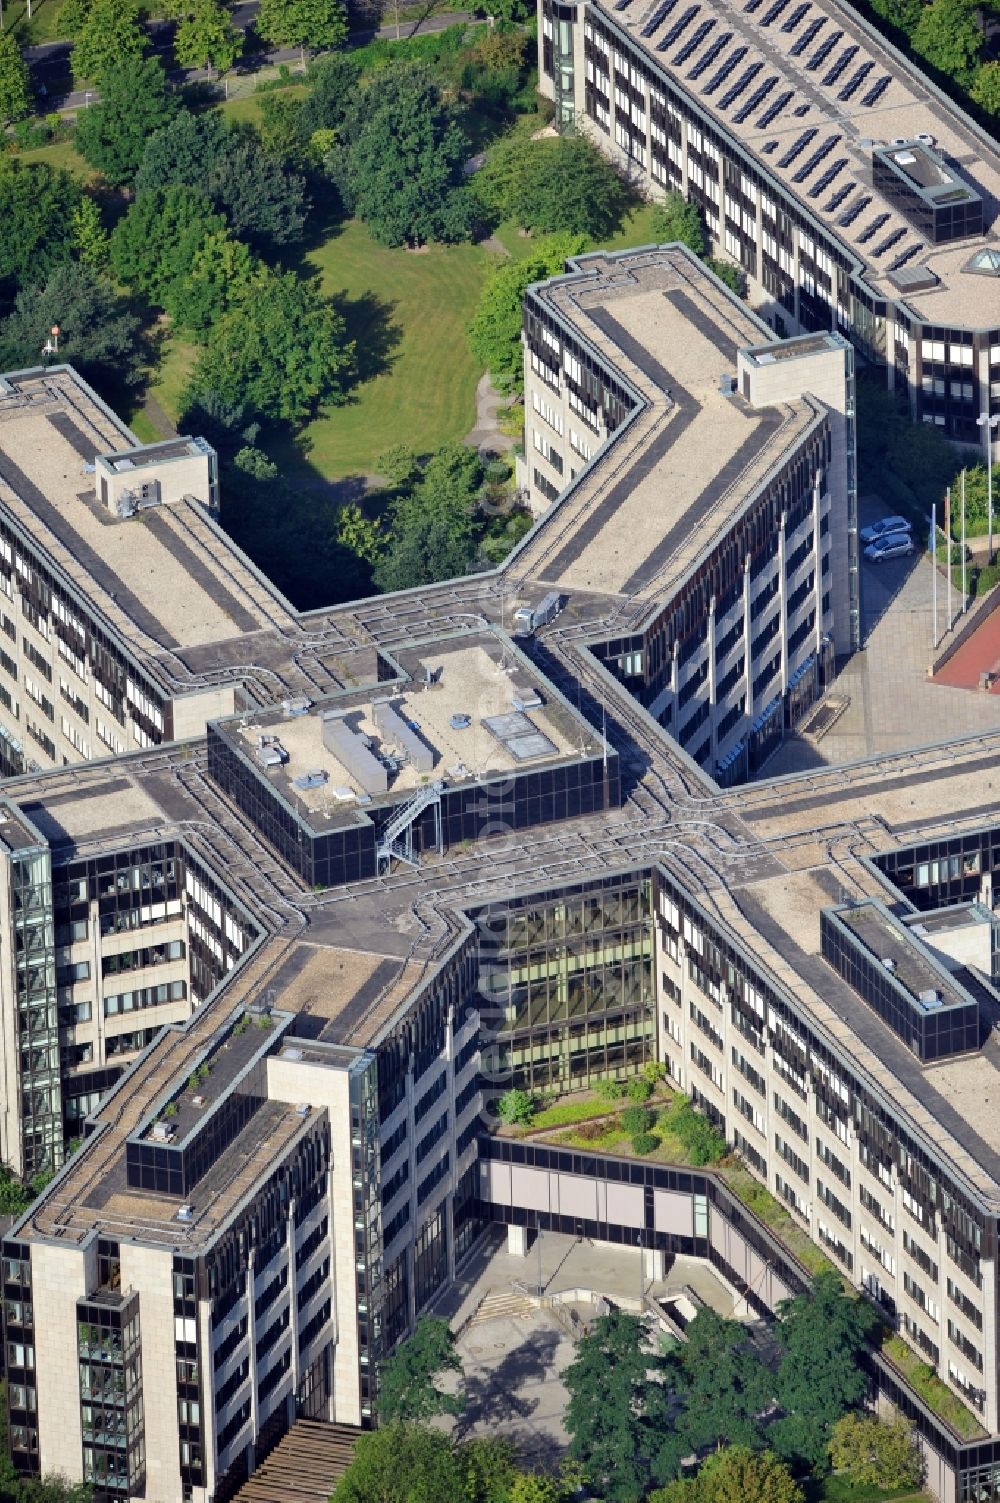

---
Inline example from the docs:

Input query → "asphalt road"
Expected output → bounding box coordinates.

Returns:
[24,2,479,111]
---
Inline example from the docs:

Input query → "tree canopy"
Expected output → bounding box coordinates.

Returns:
[374,445,483,591]
[650,189,706,255]
[0,31,31,130]
[828,1412,922,1490]
[771,1271,879,1470]
[75,57,178,186]
[912,0,983,85]
[298,51,362,135]
[174,0,243,77]
[468,234,585,389]
[659,1308,771,1477]
[475,133,629,239]
[652,1446,804,1503]
[72,0,146,83]
[564,1309,670,1503]
[337,62,476,247]
[331,1427,515,1503]
[0,263,143,401]
[376,1316,464,1424]
[184,266,354,426]
[256,0,349,61]
[136,108,229,195]
[111,185,226,312]
[0,160,81,297]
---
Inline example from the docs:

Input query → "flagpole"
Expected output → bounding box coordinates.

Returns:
[946,486,953,630]
[932,501,938,648]
[961,470,967,610]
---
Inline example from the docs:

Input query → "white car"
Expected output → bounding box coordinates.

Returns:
[859,514,912,545]
[864,532,915,562]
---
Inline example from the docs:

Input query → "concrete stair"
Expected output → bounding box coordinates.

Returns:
[466,1289,539,1327]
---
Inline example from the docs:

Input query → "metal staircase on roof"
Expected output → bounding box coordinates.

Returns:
[376,781,444,872]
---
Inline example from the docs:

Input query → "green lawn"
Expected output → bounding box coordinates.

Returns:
[9,0,73,45]
[216,84,309,129]
[14,135,92,180]
[492,200,663,262]
[279,218,492,479]
[139,327,199,429]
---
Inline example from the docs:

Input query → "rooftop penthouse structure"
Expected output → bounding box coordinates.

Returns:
[537,0,1000,449]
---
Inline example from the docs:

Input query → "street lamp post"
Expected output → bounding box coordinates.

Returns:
[977,413,1000,563]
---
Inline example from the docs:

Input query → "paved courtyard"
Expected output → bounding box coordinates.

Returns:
[764,497,1000,776]
[432,1230,748,1465]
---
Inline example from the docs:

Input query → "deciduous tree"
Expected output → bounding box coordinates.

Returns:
[468,234,585,388]
[374,445,483,591]
[338,63,475,247]
[376,1316,464,1424]
[174,0,242,78]
[0,31,31,130]
[72,0,146,84]
[650,189,705,255]
[912,0,983,85]
[256,0,348,64]
[828,1412,923,1489]
[651,1447,803,1503]
[71,196,111,270]
[475,133,628,239]
[111,185,225,310]
[0,160,81,293]
[184,266,354,425]
[75,56,178,186]
[771,1271,879,1470]
[659,1309,772,1479]
[0,263,142,397]
[564,1309,671,1503]
[298,50,361,133]
[136,108,229,195]
[972,60,1000,115]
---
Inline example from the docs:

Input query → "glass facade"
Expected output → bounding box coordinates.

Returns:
[2,1242,37,1475]
[474,874,655,1092]
[349,1053,381,1420]
[77,1289,145,1498]
[11,841,62,1176]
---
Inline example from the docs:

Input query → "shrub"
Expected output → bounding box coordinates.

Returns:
[595,1078,627,1102]
[621,1105,653,1136]
[631,1132,658,1155]
[626,1078,654,1103]
[497,1088,535,1126]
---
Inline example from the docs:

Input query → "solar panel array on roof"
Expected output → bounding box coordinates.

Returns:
[760,0,790,25]
[674,18,714,63]
[641,0,677,38]
[793,101,810,115]
[704,45,747,93]
[837,60,873,100]
[790,16,823,53]
[777,128,816,167]
[743,0,765,12]
[757,88,793,126]
[861,74,891,106]
[733,75,777,122]
[688,29,731,76]
[807,29,842,69]
[822,44,858,86]
[613,0,632,11]
[858,211,891,243]
[762,138,779,151]
[809,157,846,196]
[719,61,762,108]
[658,5,699,49]
[792,132,839,182]
[781,2,809,29]
[825,182,854,212]
[837,193,871,226]
[873,226,907,257]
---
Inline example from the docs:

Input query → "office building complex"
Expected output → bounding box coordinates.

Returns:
[537,0,1000,449]
[2,245,1000,1503]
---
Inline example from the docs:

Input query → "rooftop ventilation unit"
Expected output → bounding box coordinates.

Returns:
[295,1103,311,1116]
[284,1047,304,1061]
[321,710,388,795]
[152,1121,175,1142]
[719,374,737,395]
[293,769,329,790]
[176,1205,194,1222]
[282,696,312,717]
[881,956,896,972]
[919,988,944,1007]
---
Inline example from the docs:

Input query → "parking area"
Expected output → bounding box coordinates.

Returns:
[762,495,1000,776]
